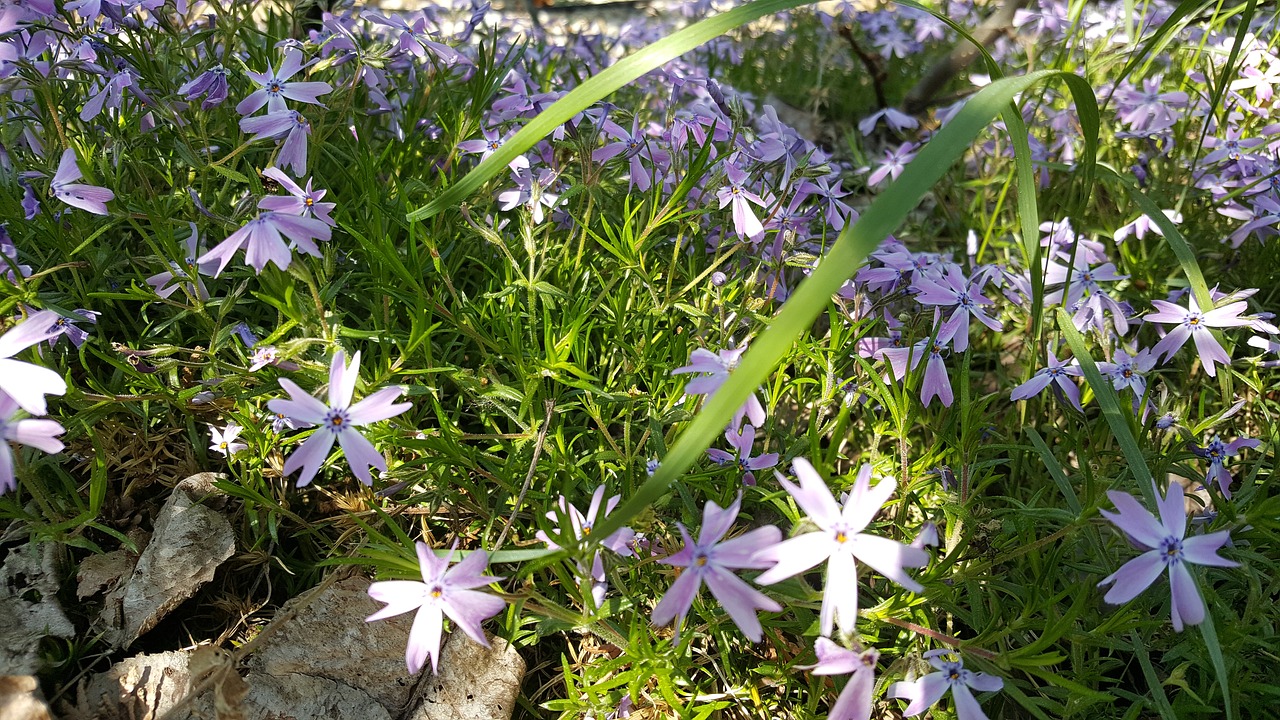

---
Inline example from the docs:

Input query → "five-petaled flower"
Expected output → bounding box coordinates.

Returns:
[1190,436,1260,498]
[0,310,68,416]
[1146,294,1251,377]
[1097,482,1238,631]
[267,349,411,487]
[672,346,767,431]
[651,492,781,641]
[209,423,247,457]
[799,638,880,720]
[1,390,65,495]
[536,486,636,607]
[753,460,928,637]
[237,48,332,116]
[366,541,506,674]
[887,649,1003,720]
[50,148,114,216]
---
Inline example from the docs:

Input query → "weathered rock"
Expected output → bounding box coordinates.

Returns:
[247,576,419,711]
[77,548,138,600]
[0,542,75,676]
[404,633,526,720]
[106,473,235,648]
[76,650,203,720]
[240,673,392,720]
[0,675,53,720]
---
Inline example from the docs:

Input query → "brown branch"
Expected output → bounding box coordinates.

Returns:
[903,0,1028,115]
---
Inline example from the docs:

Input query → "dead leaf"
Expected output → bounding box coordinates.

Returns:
[189,646,248,720]
[0,543,75,676]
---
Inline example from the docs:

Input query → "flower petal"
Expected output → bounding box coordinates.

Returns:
[366,580,427,621]
[0,359,67,416]
[846,534,927,593]
[1100,491,1165,548]
[337,427,385,486]
[406,602,443,674]
[1169,562,1205,631]
[783,458,841,528]
[347,386,411,425]
[1181,532,1239,567]
[752,531,834,585]
[1099,550,1164,605]
[651,566,702,632]
[282,429,335,487]
[703,565,780,642]
[441,588,506,647]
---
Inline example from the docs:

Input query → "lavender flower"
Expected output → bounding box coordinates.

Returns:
[0,227,31,283]
[0,390,65,494]
[41,309,98,349]
[911,266,1002,353]
[0,310,67,415]
[366,541,506,674]
[866,141,918,187]
[209,423,247,456]
[197,210,332,277]
[651,493,781,641]
[799,639,879,720]
[236,49,331,116]
[715,163,767,241]
[267,350,411,487]
[672,346,767,431]
[754,460,928,636]
[259,167,336,226]
[887,650,1003,720]
[50,148,114,216]
[1009,349,1081,410]
[1146,294,1252,377]
[178,64,230,110]
[1190,436,1260,498]
[1097,482,1238,631]
[536,486,636,607]
[457,127,530,174]
[240,110,312,176]
[147,223,217,300]
[705,424,777,486]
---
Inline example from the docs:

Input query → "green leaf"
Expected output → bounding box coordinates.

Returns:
[209,164,251,184]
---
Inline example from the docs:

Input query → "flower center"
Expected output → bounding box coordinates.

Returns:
[429,585,443,599]
[268,80,282,93]
[1160,536,1183,565]
[305,197,314,206]
[324,408,350,433]
[694,553,708,567]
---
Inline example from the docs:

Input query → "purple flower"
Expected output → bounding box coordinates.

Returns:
[536,486,636,607]
[1097,347,1156,397]
[651,493,781,641]
[705,424,778,486]
[866,141,917,187]
[267,349,411,487]
[366,541,506,674]
[1113,209,1181,244]
[878,321,959,409]
[911,266,1002,353]
[240,110,312,176]
[1146,295,1252,377]
[799,639,879,720]
[1010,349,1081,410]
[457,127,530,174]
[80,70,134,122]
[0,310,67,415]
[50,148,114,216]
[496,169,560,225]
[715,163,767,241]
[236,49,331,116]
[41,309,98,349]
[1190,436,1260,498]
[887,650,1003,720]
[209,422,247,456]
[0,227,31,283]
[178,64,230,110]
[672,346,767,431]
[592,116,668,192]
[1097,482,1238,631]
[259,167,336,226]
[147,223,217,300]
[0,390,65,494]
[753,460,928,636]
[197,210,332,277]
[857,107,918,135]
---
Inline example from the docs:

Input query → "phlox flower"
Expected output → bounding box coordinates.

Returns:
[236,48,331,116]
[1010,349,1081,410]
[651,493,781,641]
[80,70,134,122]
[0,226,30,283]
[458,127,530,174]
[259,166,336,226]
[197,210,332,277]
[1097,482,1238,631]
[857,107,918,135]
[1113,209,1181,244]
[715,163,767,241]
[887,650,1003,720]
[497,169,560,225]
[0,310,67,415]
[147,223,217,300]
[705,424,777,486]
[0,390,64,494]
[50,149,114,216]
[178,65,230,110]
[912,266,1002,353]
[1190,436,1260,498]
[209,423,247,456]
[754,460,928,636]
[366,541,505,674]
[1146,294,1252,377]
[799,639,879,720]
[672,346,767,431]
[878,321,959,408]
[1097,347,1156,398]
[240,110,312,176]
[866,141,917,187]
[267,350,411,487]
[536,486,636,607]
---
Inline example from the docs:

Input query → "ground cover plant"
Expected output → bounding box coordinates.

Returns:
[1,0,1278,717]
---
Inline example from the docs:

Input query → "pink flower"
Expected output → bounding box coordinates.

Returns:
[366,541,505,674]
[267,350,411,487]
[672,346,767,431]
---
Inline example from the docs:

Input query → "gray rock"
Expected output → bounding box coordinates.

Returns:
[0,542,75,676]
